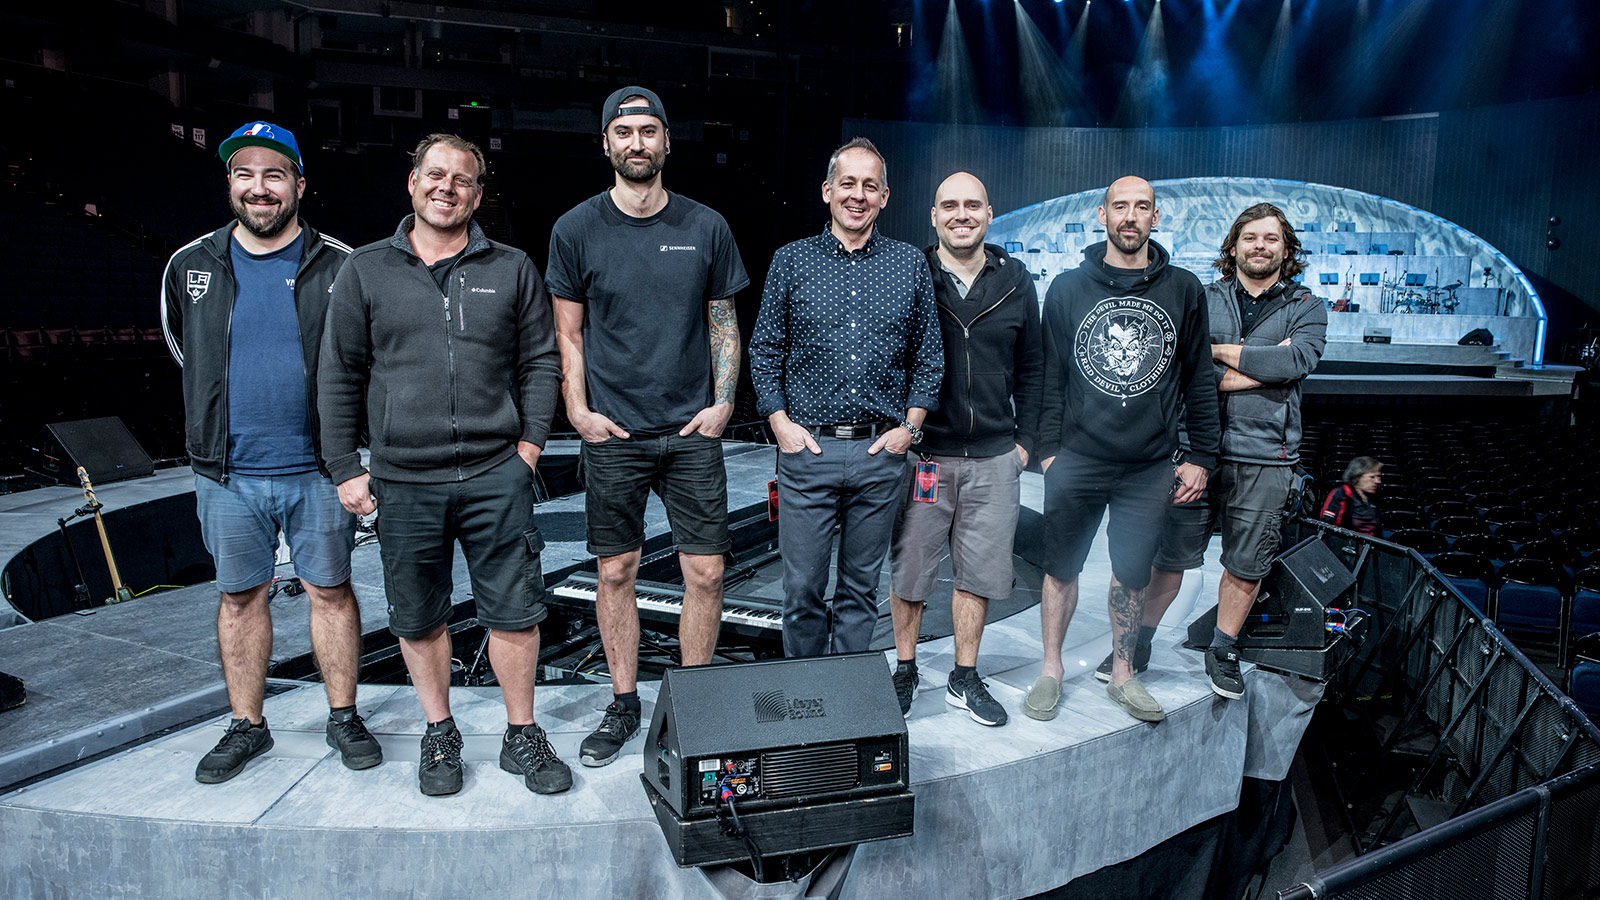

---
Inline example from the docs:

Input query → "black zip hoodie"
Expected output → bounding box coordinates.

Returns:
[1036,240,1220,469]
[916,243,1044,459]
[318,216,561,485]
[160,219,351,482]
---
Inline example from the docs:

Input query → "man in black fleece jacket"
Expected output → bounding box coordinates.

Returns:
[319,134,568,797]
[1023,176,1221,725]
[887,172,1043,726]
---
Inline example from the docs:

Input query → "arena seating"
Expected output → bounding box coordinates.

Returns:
[1569,633,1600,718]
[1301,417,1600,667]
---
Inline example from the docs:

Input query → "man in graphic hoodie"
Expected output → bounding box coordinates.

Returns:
[1023,176,1220,725]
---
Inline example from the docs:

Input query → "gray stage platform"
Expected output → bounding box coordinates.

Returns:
[0,462,1320,899]
[0,443,778,783]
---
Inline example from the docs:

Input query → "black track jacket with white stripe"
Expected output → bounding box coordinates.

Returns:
[160,219,352,482]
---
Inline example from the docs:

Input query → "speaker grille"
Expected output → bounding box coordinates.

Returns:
[760,743,857,798]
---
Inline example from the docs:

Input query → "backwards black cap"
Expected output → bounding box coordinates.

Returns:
[602,86,668,131]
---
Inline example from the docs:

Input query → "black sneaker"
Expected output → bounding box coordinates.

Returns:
[945,670,1008,727]
[892,665,918,718]
[579,701,640,768]
[419,721,465,796]
[326,711,384,770]
[1206,646,1246,700]
[195,717,273,784]
[501,723,573,794]
[1093,641,1152,684]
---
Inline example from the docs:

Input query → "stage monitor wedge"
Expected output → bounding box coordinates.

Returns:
[32,417,154,486]
[1187,536,1360,681]
[642,652,914,867]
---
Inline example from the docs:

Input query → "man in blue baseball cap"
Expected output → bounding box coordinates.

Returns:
[160,121,379,784]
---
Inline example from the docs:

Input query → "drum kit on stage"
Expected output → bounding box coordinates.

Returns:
[1380,276,1462,314]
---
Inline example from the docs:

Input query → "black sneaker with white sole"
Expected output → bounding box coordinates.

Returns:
[579,701,640,767]
[501,723,572,794]
[1205,646,1246,700]
[945,670,1008,726]
[195,717,273,784]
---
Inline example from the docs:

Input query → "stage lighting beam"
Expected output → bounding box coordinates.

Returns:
[1112,0,1169,126]
[934,0,982,124]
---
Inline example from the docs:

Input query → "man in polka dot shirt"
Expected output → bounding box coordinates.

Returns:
[749,137,945,658]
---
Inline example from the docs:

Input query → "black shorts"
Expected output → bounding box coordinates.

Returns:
[1042,450,1172,591]
[580,432,730,557]
[371,454,549,639]
[1152,462,1293,581]
[1151,491,1212,574]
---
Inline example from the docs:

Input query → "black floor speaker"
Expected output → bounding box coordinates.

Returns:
[0,671,24,712]
[1187,535,1360,681]
[641,651,914,867]
[32,417,154,485]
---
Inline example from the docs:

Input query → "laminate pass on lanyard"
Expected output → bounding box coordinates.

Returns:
[911,460,939,503]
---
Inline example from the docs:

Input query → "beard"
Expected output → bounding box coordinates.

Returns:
[1108,223,1150,256]
[231,193,298,240]
[610,147,664,183]
[1238,255,1283,280]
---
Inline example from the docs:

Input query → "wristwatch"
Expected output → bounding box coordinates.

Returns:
[899,420,924,444]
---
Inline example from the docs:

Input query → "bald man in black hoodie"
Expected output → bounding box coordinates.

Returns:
[1022,176,1221,725]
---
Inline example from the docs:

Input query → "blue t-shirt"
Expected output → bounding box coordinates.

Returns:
[227,231,318,475]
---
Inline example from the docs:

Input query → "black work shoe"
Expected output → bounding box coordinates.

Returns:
[195,717,274,784]
[945,670,1009,727]
[892,665,918,718]
[580,701,641,768]
[1206,646,1246,700]
[326,711,384,770]
[418,721,465,796]
[501,723,573,794]
[1093,641,1153,684]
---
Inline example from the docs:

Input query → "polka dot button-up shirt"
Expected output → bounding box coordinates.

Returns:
[749,226,943,426]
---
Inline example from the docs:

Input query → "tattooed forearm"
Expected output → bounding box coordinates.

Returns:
[1108,579,1144,665]
[709,297,740,405]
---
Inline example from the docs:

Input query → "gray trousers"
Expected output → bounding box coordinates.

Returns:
[776,436,907,657]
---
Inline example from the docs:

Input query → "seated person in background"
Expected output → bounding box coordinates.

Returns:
[1320,456,1383,536]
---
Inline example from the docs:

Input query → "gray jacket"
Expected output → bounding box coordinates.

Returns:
[1205,277,1326,465]
[319,216,561,485]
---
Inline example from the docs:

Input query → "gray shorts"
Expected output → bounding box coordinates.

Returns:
[1151,462,1293,581]
[890,451,1023,604]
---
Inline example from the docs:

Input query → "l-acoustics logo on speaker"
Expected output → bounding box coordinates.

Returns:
[752,689,826,723]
